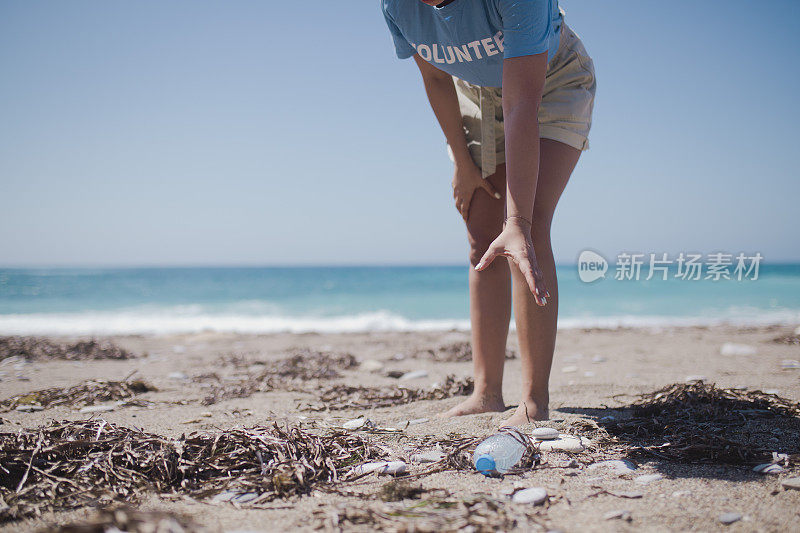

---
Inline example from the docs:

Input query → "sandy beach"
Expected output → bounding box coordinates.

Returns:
[1,324,799,532]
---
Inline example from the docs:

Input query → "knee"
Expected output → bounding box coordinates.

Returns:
[468,230,497,267]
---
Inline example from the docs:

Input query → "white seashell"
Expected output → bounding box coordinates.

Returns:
[537,436,590,453]
[352,461,406,476]
[781,477,800,490]
[720,343,755,356]
[562,365,578,373]
[588,459,637,474]
[753,463,784,474]
[407,417,429,425]
[399,370,428,381]
[342,417,372,430]
[79,405,115,414]
[634,473,663,484]
[583,371,596,378]
[591,355,607,363]
[410,451,445,463]
[531,427,560,440]
[780,359,800,369]
[15,404,44,412]
[168,371,189,380]
[511,487,547,505]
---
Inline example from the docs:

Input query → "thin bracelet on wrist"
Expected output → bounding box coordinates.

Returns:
[504,215,533,226]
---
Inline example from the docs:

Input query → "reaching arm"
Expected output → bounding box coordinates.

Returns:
[475,52,549,304]
[501,52,547,225]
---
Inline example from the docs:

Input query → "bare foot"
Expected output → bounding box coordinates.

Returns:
[501,399,549,427]
[438,392,506,418]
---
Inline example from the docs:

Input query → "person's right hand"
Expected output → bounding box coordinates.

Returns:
[452,161,502,221]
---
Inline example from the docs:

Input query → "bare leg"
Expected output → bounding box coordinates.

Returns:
[503,139,581,425]
[441,165,511,417]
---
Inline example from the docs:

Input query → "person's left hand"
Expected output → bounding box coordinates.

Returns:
[474,219,550,305]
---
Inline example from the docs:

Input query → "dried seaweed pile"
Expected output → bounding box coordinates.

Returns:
[305,375,474,412]
[260,349,359,380]
[312,495,542,532]
[0,379,155,412]
[602,382,800,464]
[0,420,386,523]
[772,333,800,345]
[413,341,515,362]
[52,506,208,533]
[199,350,359,406]
[0,337,135,361]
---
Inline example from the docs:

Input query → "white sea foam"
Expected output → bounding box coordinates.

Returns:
[0,308,798,335]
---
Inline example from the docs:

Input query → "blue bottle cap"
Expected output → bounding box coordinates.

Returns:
[475,454,496,475]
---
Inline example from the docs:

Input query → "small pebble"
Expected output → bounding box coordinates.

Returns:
[720,343,755,356]
[764,389,780,395]
[407,417,429,425]
[15,405,44,412]
[780,477,800,491]
[79,405,115,414]
[634,473,663,484]
[391,353,406,361]
[780,359,800,370]
[532,427,560,440]
[589,459,637,474]
[562,365,578,373]
[718,512,741,525]
[201,412,213,417]
[511,487,547,505]
[583,371,596,378]
[399,370,428,381]
[753,463,784,474]
[603,510,632,521]
[591,355,607,363]
[361,359,385,372]
[168,371,189,380]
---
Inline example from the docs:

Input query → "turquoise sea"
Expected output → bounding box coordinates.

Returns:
[0,265,799,335]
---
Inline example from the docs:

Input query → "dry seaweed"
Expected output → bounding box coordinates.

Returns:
[198,350,359,405]
[259,349,359,380]
[0,337,136,361]
[49,506,209,533]
[312,495,544,532]
[0,379,156,412]
[305,375,474,412]
[378,480,427,502]
[413,341,516,362]
[772,333,800,345]
[0,420,386,523]
[601,382,800,464]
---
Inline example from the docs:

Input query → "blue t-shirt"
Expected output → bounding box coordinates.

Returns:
[382,0,562,88]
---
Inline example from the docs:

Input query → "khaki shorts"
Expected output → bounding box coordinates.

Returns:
[448,23,596,178]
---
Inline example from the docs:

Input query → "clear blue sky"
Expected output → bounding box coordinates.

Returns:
[1,1,798,266]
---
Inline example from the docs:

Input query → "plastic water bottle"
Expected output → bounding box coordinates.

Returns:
[473,428,530,475]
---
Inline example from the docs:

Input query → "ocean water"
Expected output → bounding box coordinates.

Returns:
[0,265,799,335]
